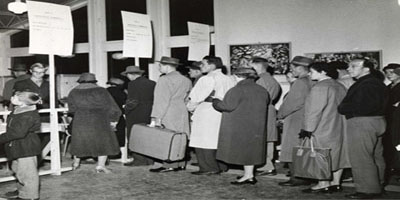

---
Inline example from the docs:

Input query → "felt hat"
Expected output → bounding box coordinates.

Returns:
[8,63,27,71]
[120,66,144,76]
[156,56,181,66]
[107,77,125,85]
[291,56,313,67]
[77,73,97,83]
[383,63,400,72]
[187,61,201,70]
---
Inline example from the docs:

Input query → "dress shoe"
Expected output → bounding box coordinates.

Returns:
[123,161,149,167]
[278,180,311,187]
[258,169,277,176]
[345,192,381,199]
[173,166,186,171]
[231,177,257,185]
[2,190,18,198]
[191,171,221,175]
[328,185,342,193]
[302,186,330,193]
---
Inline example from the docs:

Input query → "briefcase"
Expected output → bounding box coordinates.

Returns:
[292,137,332,180]
[129,124,188,162]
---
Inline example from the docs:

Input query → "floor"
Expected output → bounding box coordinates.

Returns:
[0,158,400,200]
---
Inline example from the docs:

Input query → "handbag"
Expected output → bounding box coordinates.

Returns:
[292,137,332,180]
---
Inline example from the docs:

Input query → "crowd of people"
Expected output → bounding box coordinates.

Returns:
[0,54,399,199]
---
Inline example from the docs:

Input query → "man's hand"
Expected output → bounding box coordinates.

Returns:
[298,129,312,139]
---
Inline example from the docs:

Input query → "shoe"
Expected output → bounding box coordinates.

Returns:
[258,169,277,176]
[278,180,311,187]
[328,185,342,193]
[191,171,221,175]
[345,192,382,199]
[95,166,112,174]
[123,162,149,167]
[173,166,186,171]
[231,177,257,185]
[2,190,18,198]
[302,187,330,193]
[9,197,39,200]
[149,167,167,173]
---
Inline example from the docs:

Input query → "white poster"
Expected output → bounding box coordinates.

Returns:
[122,11,153,58]
[27,1,74,56]
[188,22,210,61]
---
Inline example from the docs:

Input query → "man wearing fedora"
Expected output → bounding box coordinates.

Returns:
[121,66,156,166]
[277,56,314,186]
[187,56,236,175]
[149,56,192,173]
[2,63,30,107]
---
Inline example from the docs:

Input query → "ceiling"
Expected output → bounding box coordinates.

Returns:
[0,0,78,32]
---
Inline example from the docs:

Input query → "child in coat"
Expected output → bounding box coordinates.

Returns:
[0,91,42,200]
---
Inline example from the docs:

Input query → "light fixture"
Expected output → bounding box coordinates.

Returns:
[112,52,127,60]
[8,0,27,15]
[398,0,400,6]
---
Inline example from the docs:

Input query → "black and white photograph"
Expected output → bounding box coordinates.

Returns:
[0,0,399,199]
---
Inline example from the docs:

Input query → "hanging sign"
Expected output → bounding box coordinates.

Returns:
[122,11,153,58]
[27,0,74,56]
[188,22,210,61]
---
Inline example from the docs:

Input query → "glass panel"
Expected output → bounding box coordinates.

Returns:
[72,6,88,43]
[10,30,29,48]
[55,54,89,74]
[105,0,147,41]
[169,0,214,36]
[107,51,149,79]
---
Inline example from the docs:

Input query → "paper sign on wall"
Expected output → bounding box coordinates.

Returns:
[122,11,153,58]
[188,22,210,61]
[27,0,74,56]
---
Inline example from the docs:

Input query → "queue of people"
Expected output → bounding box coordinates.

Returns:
[0,55,399,200]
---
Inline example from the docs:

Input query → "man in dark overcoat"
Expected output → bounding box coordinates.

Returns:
[122,66,156,166]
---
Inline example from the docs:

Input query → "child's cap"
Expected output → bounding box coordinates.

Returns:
[14,91,42,105]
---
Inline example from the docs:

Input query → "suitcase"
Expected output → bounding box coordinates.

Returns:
[129,124,188,162]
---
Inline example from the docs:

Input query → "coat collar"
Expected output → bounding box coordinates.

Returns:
[13,105,37,114]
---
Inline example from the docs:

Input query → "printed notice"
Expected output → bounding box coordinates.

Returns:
[188,22,210,61]
[27,1,74,56]
[122,11,153,58]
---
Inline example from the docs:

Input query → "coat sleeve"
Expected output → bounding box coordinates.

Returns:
[0,115,34,144]
[303,86,327,133]
[67,90,77,114]
[277,79,309,119]
[212,87,241,112]
[151,76,172,119]
[256,77,282,104]
[105,90,122,122]
[187,76,215,111]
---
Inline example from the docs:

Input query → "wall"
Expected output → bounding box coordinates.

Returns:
[214,0,400,68]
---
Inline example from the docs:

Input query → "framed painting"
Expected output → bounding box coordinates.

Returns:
[229,42,290,74]
[305,50,382,69]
